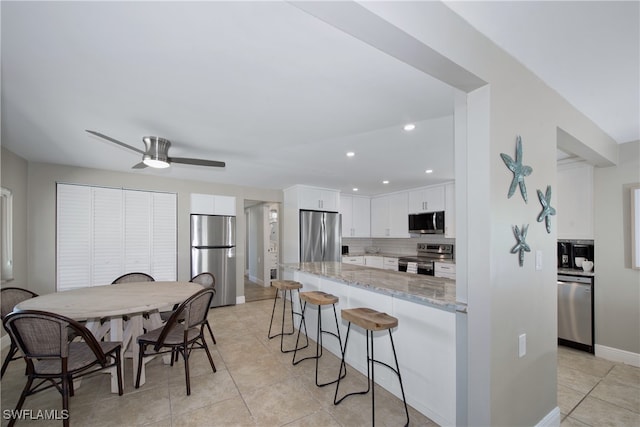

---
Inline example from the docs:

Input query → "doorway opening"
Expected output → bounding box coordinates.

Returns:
[244,200,279,302]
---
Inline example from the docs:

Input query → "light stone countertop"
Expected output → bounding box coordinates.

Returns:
[558,268,595,278]
[281,262,465,313]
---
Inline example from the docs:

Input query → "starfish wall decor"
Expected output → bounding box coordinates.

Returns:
[500,135,533,203]
[511,224,531,267]
[537,185,556,233]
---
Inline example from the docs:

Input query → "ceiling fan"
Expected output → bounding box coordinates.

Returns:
[86,130,226,169]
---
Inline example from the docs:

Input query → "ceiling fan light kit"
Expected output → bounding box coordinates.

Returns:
[142,136,171,168]
[85,130,226,169]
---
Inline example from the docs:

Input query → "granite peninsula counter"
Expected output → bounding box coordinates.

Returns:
[280,261,459,426]
[281,261,465,313]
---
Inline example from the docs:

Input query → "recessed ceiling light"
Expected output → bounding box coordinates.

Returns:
[352,188,358,192]
[346,151,355,157]
[425,169,433,174]
[403,123,416,131]
[382,180,389,184]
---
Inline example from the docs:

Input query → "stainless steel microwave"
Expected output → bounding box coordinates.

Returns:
[408,211,445,234]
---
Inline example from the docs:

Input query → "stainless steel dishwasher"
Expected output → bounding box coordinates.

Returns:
[557,274,594,353]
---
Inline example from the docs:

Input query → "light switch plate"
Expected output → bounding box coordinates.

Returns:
[535,250,543,271]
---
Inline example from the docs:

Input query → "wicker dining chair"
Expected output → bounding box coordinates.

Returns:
[111,272,155,284]
[135,287,216,395]
[160,273,217,344]
[3,310,123,427]
[1,287,39,378]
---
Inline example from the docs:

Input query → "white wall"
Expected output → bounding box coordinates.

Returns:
[24,160,282,297]
[594,140,640,355]
[0,148,28,289]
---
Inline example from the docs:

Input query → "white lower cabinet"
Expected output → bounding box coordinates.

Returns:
[289,270,456,427]
[383,257,399,271]
[364,255,384,269]
[434,262,456,280]
[342,256,364,265]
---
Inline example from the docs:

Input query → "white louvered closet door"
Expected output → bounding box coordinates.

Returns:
[124,190,152,275]
[150,192,177,281]
[57,184,92,290]
[92,187,124,285]
[57,184,177,290]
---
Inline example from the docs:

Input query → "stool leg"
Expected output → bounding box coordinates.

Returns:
[369,330,375,426]
[389,330,410,427]
[292,301,309,365]
[267,289,280,339]
[334,323,371,404]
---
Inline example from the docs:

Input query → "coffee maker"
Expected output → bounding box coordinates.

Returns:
[557,241,573,268]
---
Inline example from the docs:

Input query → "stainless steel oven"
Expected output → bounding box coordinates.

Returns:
[398,243,454,276]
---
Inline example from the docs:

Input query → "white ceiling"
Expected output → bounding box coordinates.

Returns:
[2,1,638,196]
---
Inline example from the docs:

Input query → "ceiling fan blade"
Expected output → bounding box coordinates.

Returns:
[132,162,147,169]
[85,130,145,154]
[169,157,226,168]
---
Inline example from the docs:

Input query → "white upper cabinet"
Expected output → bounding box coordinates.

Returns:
[190,193,236,216]
[340,195,370,237]
[371,192,409,238]
[557,162,594,239]
[299,186,340,211]
[408,186,445,213]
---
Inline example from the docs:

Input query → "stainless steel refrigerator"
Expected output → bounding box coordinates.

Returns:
[191,214,236,307]
[300,210,341,262]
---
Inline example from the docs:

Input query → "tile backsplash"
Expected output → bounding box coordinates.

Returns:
[343,236,455,257]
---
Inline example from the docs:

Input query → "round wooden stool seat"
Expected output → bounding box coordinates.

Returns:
[271,280,303,291]
[300,291,338,306]
[340,308,398,331]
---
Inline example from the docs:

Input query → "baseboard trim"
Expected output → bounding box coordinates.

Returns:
[595,344,640,367]
[535,406,561,427]
[236,296,246,305]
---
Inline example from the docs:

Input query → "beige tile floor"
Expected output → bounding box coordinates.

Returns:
[558,345,640,426]
[0,298,432,427]
[3,299,639,427]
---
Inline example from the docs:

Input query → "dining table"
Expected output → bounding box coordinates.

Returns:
[14,281,204,393]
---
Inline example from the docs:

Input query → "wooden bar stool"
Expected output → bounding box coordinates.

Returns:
[292,291,347,387]
[333,307,409,427]
[268,280,308,353]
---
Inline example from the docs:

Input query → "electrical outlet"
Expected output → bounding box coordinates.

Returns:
[519,333,526,358]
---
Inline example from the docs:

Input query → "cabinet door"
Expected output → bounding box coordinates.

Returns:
[213,195,236,216]
[370,196,389,237]
[340,195,354,237]
[388,192,409,238]
[342,256,364,265]
[352,196,371,237]
[364,256,384,269]
[300,187,339,211]
[320,189,339,211]
[409,186,445,213]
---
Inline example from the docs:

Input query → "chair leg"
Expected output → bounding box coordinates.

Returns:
[114,349,124,396]
[183,344,191,396]
[200,335,217,373]
[8,375,33,427]
[135,343,145,389]
[334,323,371,405]
[205,320,216,344]
[1,342,18,378]
[61,361,70,427]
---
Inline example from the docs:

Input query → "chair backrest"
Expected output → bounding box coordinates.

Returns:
[156,288,214,349]
[190,272,215,289]
[111,272,155,284]
[3,310,109,365]
[1,287,39,319]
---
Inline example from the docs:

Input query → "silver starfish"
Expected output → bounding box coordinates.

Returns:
[511,224,530,267]
[537,185,556,234]
[500,135,533,202]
